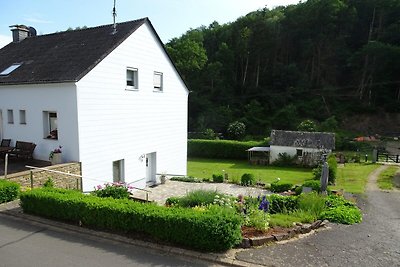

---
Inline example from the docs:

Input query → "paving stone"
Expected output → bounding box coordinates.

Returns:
[250,235,275,246]
[273,233,289,241]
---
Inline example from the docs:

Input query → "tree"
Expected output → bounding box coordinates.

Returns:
[227,121,246,140]
[297,120,318,132]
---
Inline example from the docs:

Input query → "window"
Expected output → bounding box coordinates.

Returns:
[0,63,21,76]
[296,149,303,157]
[153,71,163,91]
[43,111,58,139]
[126,68,138,89]
[19,110,26,124]
[113,159,125,183]
[7,110,14,124]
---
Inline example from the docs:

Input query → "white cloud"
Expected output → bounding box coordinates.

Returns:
[23,17,53,24]
[0,34,12,49]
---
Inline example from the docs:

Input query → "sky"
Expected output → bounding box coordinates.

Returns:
[0,0,301,48]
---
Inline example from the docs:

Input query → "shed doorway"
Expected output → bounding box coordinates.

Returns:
[145,152,157,185]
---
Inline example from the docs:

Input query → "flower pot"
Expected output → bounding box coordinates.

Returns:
[51,153,62,165]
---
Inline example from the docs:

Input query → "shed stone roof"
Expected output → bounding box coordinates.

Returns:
[270,130,335,150]
[0,18,147,85]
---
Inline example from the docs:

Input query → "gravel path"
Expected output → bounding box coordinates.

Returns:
[235,165,400,267]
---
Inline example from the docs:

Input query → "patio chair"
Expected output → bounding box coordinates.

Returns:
[1,139,11,147]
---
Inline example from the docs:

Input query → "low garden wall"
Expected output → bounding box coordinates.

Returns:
[2,163,82,191]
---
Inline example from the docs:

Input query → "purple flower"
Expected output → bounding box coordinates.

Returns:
[258,195,270,213]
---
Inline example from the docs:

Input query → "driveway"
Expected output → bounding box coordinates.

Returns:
[235,165,400,266]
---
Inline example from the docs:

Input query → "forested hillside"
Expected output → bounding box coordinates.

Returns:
[166,0,400,137]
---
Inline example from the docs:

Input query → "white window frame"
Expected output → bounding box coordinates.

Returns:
[153,71,163,92]
[7,109,14,124]
[43,111,58,139]
[19,110,26,124]
[126,68,138,90]
[0,63,21,76]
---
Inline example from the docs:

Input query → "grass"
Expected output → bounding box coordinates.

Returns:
[377,166,399,190]
[330,163,380,194]
[187,158,313,186]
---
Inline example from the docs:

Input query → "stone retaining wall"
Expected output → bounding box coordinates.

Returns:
[2,163,82,191]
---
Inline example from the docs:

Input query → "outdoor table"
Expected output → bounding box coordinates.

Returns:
[0,147,14,153]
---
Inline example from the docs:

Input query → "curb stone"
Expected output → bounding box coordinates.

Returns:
[0,201,259,267]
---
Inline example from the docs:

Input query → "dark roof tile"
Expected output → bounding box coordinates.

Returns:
[270,130,335,150]
[0,18,147,85]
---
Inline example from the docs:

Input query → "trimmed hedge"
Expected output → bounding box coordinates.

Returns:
[267,194,298,214]
[270,182,294,193]
[20,188,242,252]
[188,139,265,159]
[0,180,20,204]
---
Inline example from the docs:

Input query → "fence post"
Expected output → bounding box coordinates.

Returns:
[30,171,34,189]
[397,155,399,163]
[76,178,79,190]
[4,154,8,179]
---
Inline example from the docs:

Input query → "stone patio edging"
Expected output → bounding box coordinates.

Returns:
[239,219,328,248]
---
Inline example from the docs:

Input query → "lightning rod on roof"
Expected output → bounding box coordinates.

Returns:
[112,0,117,34]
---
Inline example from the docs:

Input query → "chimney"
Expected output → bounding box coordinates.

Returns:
[10,25,32,43]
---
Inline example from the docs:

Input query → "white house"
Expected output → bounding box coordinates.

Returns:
[0,18,188,191]
[269,130,335,166]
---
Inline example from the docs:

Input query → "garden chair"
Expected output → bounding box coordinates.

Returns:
[1,139,11,147]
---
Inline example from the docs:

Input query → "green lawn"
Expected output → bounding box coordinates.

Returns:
[330,163,380,194]
[187,158,313,185]
[377,166,399,190]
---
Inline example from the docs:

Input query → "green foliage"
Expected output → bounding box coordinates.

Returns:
[240,173,255,186]
[166,190,221,208]
[170,176,202,183]
[0,180,20,204]
[91,183,130,199]
[226,121,246,140]
[320,206,362,224]
[267,194,298,214]
[212,174,224,183]
[319,116,338,132]
[270,182,293,193]
[298,192,326,220]
[20,188,242,252]
[187,139,265,159]
[272,153,297,167]
[377,166,399,190]
[295,180,321,195]
[43,177,55,188]
[321,194,362,224]
[313,154,337,184]
[244,209,269,231]
[297,119,318,132]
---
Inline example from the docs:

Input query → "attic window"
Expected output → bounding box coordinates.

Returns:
[0,63,22,75]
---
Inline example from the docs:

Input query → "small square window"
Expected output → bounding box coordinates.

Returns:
[126,68,138,89]
[296,149,303,157]
[19,110,26,124]
[153,72,163,92]
[7,110,14,124]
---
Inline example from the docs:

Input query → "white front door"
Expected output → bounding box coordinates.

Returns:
[145,152,156,184]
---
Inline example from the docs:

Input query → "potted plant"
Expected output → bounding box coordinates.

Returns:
[49,146,62,165]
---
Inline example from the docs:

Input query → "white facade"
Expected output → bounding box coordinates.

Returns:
[269,145,330,162]
[0,21,188,191]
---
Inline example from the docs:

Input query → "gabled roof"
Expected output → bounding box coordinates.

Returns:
[0,18,148,85]
[270,130,335,150]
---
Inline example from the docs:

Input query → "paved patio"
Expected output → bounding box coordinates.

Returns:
[0,158,51,176]
[130,180,271,205]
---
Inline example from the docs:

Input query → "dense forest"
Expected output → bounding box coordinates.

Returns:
[166,0,400,138]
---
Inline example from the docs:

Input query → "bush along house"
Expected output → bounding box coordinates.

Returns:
[0,18,189,191]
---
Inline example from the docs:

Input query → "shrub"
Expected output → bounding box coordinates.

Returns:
[295,180,321,195]
[187,139,265,159]
[20,188,242,252]
[244,209,269,231]
[272,153,297,167]
[212,174,224,183]
[91,182,130,199]
[227,121,246,140]
[0,180,20,204]
[169,190,220,208]
[270,182,293,193]
[320,206,362,224]
[312,153,337,185]
[267,194,298,214]
[321,195,362,224]
[241,173,256,186]
[170,176,202,183]
[43,177,55,188]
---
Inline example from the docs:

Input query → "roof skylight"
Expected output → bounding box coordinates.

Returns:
[0,63,22,75]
